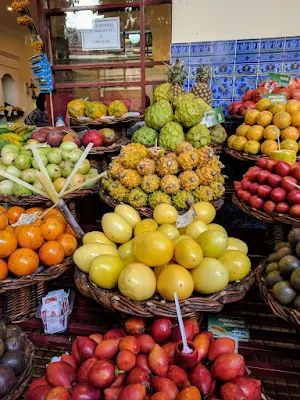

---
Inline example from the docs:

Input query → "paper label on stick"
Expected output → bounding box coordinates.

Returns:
[262,93,287,104]
[12,211,41,227]
[265,73,290,93]
[176,208,196,228]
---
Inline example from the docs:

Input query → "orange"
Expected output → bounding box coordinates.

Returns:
[65,224,76,237]
[41,218,64,241]
[281,126,300,141]
[58,234,77,257]
[0,206,7,215]
[0,213,8,230]
[0,259,8,280]
[7,206,25,224]
[42,209,65,222]
[32,219,42,227]
[8,248,39,276]
[25,207,43,215]
[0,231,18,258]
[17,225,44,250]
[39,241,65,266]
[14,224,28,238]
[176,386,201,400]
[291,111,300,128]
[261,140,278,156]
[4,226,14,235]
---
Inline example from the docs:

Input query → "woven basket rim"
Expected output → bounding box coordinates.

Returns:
[99,187,225,218]
[255,259,300,327]
[232,193,300,225]
[3,324,34,400]
[225,147,300,162]
[71,115,143,126]
[0,257,74,293]
[74,267,255,318]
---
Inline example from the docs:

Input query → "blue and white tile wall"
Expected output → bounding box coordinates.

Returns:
[171,37,300,116]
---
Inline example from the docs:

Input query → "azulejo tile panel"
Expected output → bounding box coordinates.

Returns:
[170,35,300,112]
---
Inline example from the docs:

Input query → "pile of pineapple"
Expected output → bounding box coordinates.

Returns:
[131,61,227,150]
[102,143,225,211]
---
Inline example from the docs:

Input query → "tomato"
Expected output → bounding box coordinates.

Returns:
[17,225,44,250]
[218,250,251,282]
[157,264,194,301]
[118,263,156,301]
[38,241,65,266]
[8,248,39,276]
[0,230,17,258]
[191,258,229,294]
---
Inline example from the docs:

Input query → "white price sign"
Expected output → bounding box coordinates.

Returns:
[81,18,121,51]
[12,212,41,227]
[176,208,197,228]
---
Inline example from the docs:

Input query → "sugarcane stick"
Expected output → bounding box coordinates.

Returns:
[57,198,84,243]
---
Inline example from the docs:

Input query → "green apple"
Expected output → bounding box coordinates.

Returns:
[21,168,38,183]
[46,164,62,181]
[59,160,74,177]
[31,155,48,169]
[77,159,90,175]
[47,148,63,164]
[60,141,78,151]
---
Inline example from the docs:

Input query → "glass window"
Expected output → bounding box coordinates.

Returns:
[49,0,137,8]
[54,67,141,83]
[146,65,167,82]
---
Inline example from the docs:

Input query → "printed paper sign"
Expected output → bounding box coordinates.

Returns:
[265,73,290,93]
[12,212,41,227]
[176,208,197,228]
[208,314,250,342]
[262,93,287,104]
[81,18,121,51]
[201,107,225,128]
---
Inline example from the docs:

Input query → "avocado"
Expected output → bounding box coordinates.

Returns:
[265,262,279,274]
[0,365,16,398]
[290,267,300,291]
[272,281,297,305]
[267,252,278,263]
[0,338,4,358]
[296,243,300,258]
[274,242,292,252]
[279,255,300,275]
[0,350,26,376]
[276,247,294,260]
[5,334,25,352]
[294,295,300,311]
[266,270,284,288]
[288,228,300,247]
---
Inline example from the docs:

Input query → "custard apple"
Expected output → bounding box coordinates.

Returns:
[172,93,196,108]
[175,98,204,128]
[153,83,173,103]
[132,125,158,147]
[145,100,173,131]
[195,98,212,113]
[158,122,185,151]
[187,124,211,148]
[210,124,228,146]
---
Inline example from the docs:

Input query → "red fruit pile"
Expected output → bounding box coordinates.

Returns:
[235,159,300,217]
[25,317,261,400]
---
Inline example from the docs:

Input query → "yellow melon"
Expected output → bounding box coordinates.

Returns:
[281,126,299,141]
[273,112,292,129]
[261,140,278,156]
[263,125,280,140]
[246,125,264,141]
[245,110,260,125]
[236,123,250,137]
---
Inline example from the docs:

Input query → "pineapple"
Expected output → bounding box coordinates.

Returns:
[193,185,214,202]
[148,190,172,209]
[136,158,156,176]
[160,175,180,195]
[101,176,113,191]
[120,143,148,169]
[191,64,212,105]
[109,161,125,179]
[196,167,216,185]
[197,146,215,167]
[108,181,129,201]
[176,141,194,155]
[211,182,225,200]
[120,169,142,189]
[128,188,148,208]
[177,151,199,171]
[179,171,200,191]
[206,156,224,174]
[156,156,179,177]
[172,190,195,211]
[141,174,161,194]
[166,58,188,100]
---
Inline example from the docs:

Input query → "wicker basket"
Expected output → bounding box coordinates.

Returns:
[256,260,300,328]
[2,324,34,400]
[0,258,74,322]
[225,147,300,162]
[75,267,255,318]
[233,193,300,225]
[71,115,143,126]
[99,188,225,218]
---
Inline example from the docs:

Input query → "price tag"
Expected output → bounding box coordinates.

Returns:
[12,211,41,227]
[124,112,140,118]
[176,207,197,228]
[13,111,18,116]
[201,107,225,128]
[262,93,287,104]
[265,73,290,93]
[0,111,5,116]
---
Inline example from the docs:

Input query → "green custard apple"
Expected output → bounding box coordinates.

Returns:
[131,125,158,147]
[158,121,185,150]
[187,123,211,148]
[153,83,173,103]
[145,100,173,131]
[174,97,204,128]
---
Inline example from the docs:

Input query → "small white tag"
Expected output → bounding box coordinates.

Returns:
[12,211,41,227]
[25,142,48,150]
[0,111,5,116]
[176,208,196,228]
[125,112,140,117]
[13,111,18,116]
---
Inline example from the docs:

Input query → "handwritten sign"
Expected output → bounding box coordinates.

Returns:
[81,18,121,51]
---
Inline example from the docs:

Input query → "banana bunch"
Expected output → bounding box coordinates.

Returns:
[0,123,37,146]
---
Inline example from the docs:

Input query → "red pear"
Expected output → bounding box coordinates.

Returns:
[166,365,189,389]
[162,342,177,365]
[268,174,282,188]
[249,182,260,194]
[220,383,246,400]
[208,337,236,361]
[189,362,212,395]
[26,385,52,400]
[45,386,70,400]
[126,367,151,389]
[104,328,126,341]
[275,161,292,177]
[116,349,136,371]
[125,317,146,336]
[88,359,117,389]
[61,354,77,371]
[151,393,171,400]
[119,384,146,400]
[211,353,245,382]
[136,354,151,374]
[104,387,124,400]
[46,361,76,389]
[148,344,169,377]
[232,376,261,400]
[94,339,119,359]
[193,332,211,361]
[256,158,268,169]
[77,357,97,384]
[276,202,290,213]
[152,377,179,400]
[71,383,100,400]
[172,320,195,342]
[119,336,140,355]
[72,341,81,365]
[137,334,155,354]
[28,377,51,391]
[89,333,103,344]
[75,337,97,362]
[151,318,173,344]
[111,373,125,387]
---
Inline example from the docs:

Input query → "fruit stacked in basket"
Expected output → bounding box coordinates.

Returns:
[26,316,263,400]
[0,206,77,280]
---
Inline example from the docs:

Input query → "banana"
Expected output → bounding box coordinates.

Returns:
[11,139,23,146]
[0,127,12,134]
[26,125,36,132]
[15,127,27,135]
[8,133,24,141]
[11,122,24,132]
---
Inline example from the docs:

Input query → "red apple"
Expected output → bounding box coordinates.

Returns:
[240,101,256,116]
[287,189,300,205]
[251,87,268,102]
[263,200,276,213]
[82,130,104,148]
[257,170,271,184]
[257,185,272,199]
[242,89,255,102]
[63,133,81,147]
[270,187,286,203]
[241,179,252,190]
[281,176,297,191]
[237,190,244,199]
[290,204,300,217]
[249,182,260,195]
[265,160,277,172]
[249,195,264,209]
[276,202,290,213]
[268,174,282,188]
[240,191,252,203]
[228,101,243,116]
[234,181,242,192]
[275,161,292,177]
[257,158,269,169]
[292,166,300,181]
[244,166,261,181]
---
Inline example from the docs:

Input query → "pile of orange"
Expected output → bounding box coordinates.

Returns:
[0,206,78,281]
